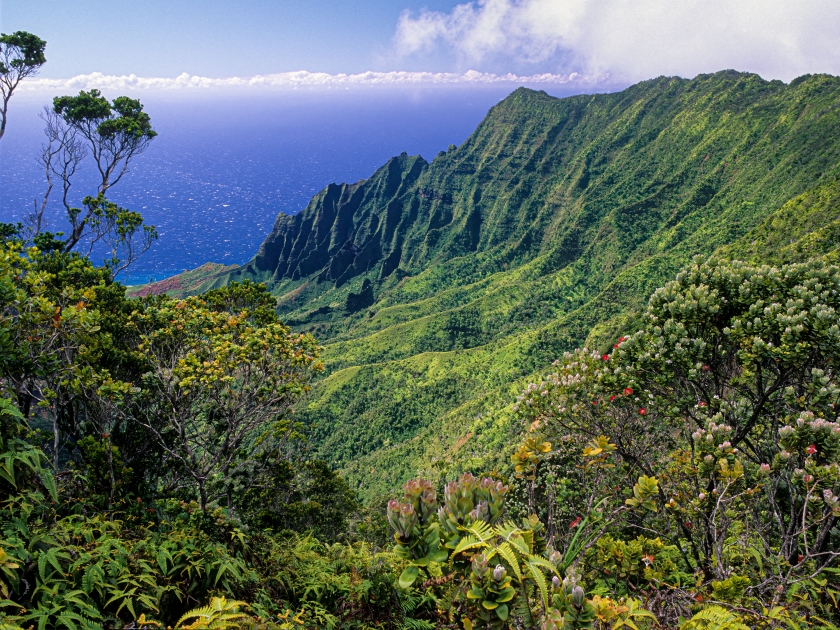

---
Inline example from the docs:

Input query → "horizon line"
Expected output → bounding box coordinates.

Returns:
[18,69,613,92]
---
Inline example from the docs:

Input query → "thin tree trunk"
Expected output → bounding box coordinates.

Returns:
[199,480,208,510]
[52,415,60,470]
[106,434,116,509]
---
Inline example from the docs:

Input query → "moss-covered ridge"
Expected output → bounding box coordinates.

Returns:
[183,71,840,498]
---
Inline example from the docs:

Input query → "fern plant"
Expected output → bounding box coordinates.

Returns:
[680,606,750,630]
[176,596,250,629]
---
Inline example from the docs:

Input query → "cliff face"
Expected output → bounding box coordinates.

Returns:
[238,73,840,311]
[250,153,428,286]
[209,71,840,497]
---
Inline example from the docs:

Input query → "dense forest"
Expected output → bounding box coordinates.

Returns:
[3,30,840,629]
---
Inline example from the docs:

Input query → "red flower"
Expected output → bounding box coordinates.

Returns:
[602,354,610,361]
[702,365,710,371]
[570,516,582,528]
[614,344,620,349]
[624,387,633,396]
[806,444,817,455]
[797,554,804,564]
[609,395,617,402]
[619,336,628,342]
[638,408,647,416]
[698,401,707,407]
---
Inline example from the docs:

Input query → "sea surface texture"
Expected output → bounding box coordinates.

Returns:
[0,87,520,285]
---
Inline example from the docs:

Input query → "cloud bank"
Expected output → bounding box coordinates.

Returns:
[394,0,840,82]
[19,69,606,93]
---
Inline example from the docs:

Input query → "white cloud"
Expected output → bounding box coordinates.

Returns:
[18,69,606,93]
[394,0,840,82]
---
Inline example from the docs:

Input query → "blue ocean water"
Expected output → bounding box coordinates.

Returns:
[0,86,552,285]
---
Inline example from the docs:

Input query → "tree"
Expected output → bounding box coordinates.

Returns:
[0,243,103,469]
[235,458,358,540]
[28,89,158,273]
[0,31,46,141]
[52,90,156,201]
[129,288,323,509]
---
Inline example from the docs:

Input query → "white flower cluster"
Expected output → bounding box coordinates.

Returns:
[692,420,734,443]
[779,411,840,437]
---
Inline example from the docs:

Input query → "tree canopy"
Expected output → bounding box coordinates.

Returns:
[0,30,46,140]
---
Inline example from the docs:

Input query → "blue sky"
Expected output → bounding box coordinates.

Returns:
[2,0,463,76]
[2,0,840,89]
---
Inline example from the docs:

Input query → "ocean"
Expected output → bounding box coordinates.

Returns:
[0,86,560,285]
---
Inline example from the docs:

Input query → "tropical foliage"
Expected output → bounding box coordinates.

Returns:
[2,52,840,628]
[505,257,840,626]
[0,242,391,628]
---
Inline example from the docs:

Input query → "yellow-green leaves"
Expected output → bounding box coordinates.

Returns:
[511,437,551,480]
[582,435,617,470]
[129,292,322,508]
[625,476,659,512]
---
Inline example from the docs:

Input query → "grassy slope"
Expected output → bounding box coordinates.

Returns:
[125,263,237,299]
[152,72,840,499]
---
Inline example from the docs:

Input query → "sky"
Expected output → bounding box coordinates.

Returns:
[2,0,839,93]
[2,0,839,281]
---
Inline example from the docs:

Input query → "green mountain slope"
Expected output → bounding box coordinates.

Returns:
[195,71,840,498]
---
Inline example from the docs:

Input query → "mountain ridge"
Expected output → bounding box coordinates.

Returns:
[145,71,840,497]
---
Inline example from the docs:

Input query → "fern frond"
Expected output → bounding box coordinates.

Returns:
[526,555,557,575]
[400,618,436,630]
[452,535,487,557]
[681,605,750,630]
[176,597,250,628]
[507,533,530,556]
[495,543,522,581]
[525,562,549,609]
[466,520,494,541]
[494,521,520,541]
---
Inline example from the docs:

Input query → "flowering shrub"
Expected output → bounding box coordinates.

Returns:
[514,258,840,625]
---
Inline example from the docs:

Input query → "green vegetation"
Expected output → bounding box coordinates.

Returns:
[4,57,840,626]
[384,257,840,627]
[183,70,840,500]
[5,247,840,626]
[0,244,410,629]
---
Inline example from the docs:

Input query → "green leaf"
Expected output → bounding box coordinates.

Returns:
[507,533,529,556]
[495,586,516,603]
[525,562,548,607]
[526,555,557,574]
[399,565,419,589]
[495,604,509,621]
[37,552,47,582]
[453,535,485,557]
[47,549,65,577]
[40,469,57,501]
